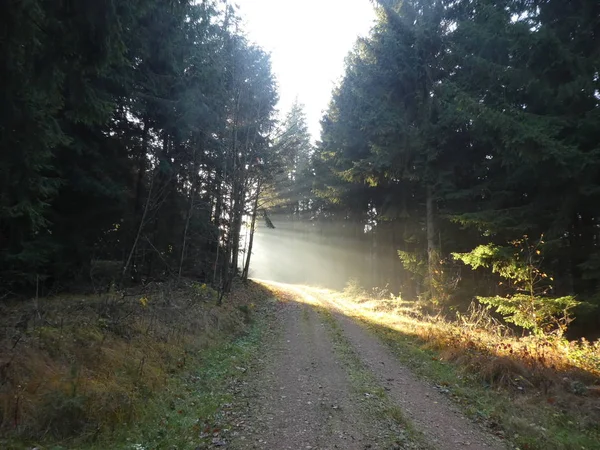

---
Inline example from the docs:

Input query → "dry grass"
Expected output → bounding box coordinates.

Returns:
[323,288,600,448]
[328,291,600,414]
[0,279,262,443]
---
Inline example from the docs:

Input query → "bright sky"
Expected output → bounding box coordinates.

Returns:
[234,0,377,141]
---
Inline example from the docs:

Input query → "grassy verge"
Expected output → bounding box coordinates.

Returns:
[83,303,272,450]
[328,291,600,450]
[0,280,275,450]
[316,305,431,450]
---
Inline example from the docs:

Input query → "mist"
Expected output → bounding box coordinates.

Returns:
[246,215,374,290]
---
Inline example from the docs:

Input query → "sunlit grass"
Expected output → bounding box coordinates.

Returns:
[324,289,600,386]
[252,279,325,307]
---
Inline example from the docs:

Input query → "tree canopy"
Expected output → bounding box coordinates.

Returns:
[0,0,278,295]
[287,0,600,335]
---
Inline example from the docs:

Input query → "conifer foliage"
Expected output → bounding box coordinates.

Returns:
[305,0,600,333]
[0,0,278,295]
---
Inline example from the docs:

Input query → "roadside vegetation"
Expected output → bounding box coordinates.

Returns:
[333,281,600,450]
[0,281,273,450]
[258,0,600,351]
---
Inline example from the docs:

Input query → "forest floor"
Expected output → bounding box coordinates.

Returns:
[3,280,596,449]
[225,281,506,450]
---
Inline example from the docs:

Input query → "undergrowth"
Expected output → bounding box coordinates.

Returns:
[0,280,272,449]
[329,290,600,450]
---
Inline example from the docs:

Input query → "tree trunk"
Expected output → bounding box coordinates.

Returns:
[122,174,154,284]
[134,119,149,218]
[426,184,439,300]
[222,182,236,294]
[178,145,199,280]
[222,87,244,294]
[146,132,171,278]
[213,172,222,285]
[242,180,261,280]
[230,180,246,279]
[127,118,149,282]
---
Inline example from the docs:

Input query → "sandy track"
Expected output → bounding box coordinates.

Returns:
[228,282,506,450]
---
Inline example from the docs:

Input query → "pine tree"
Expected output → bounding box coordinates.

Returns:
[0,0,278,295]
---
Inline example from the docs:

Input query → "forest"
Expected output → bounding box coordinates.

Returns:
[1,0,599,447]
[2,0,600,336]
[1,0,282,299]
[264,0,600,339]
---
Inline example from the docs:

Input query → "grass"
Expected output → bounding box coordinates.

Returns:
[82,305,270,450]
[0,280,274,449]
[327,289,600,450]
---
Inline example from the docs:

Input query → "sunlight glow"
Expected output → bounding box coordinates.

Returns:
[235,0,377,140]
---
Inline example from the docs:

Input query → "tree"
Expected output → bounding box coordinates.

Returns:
[453,237,581,336]
[0,0,278,298]
[265,101,313,217]
[295,0,600,334]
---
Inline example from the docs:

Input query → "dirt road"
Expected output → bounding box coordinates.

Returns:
[227,282,506,450]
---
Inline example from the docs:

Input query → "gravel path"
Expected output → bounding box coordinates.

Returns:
[228,282,507,450]
[297,285,507,450]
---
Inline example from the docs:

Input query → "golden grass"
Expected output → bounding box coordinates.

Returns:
[325,290,600,400]
[0,280,263,442]
[321,291,600,449]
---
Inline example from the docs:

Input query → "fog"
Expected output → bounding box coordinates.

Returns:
[246,215,373,290]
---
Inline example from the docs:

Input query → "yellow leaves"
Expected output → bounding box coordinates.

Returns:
[139,297,149,307]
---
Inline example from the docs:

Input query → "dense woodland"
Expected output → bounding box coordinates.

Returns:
[2,0,600,336]
[1,0,280,297]
[268,0,600,337]
[2,1,599,446]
